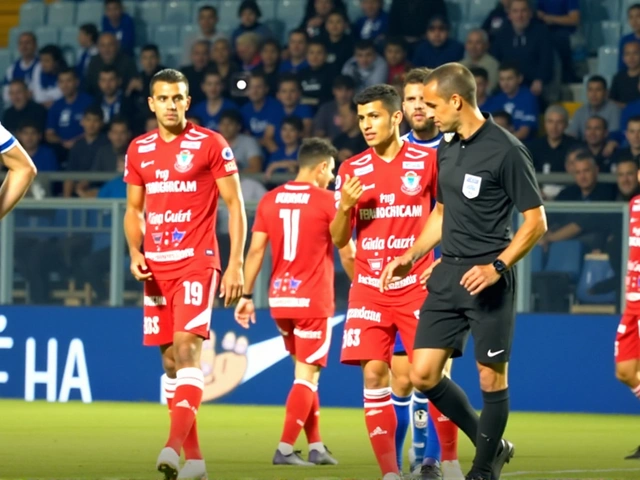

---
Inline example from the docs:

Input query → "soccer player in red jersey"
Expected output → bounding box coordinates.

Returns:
[330,84,438,480]
[234,138,355,466]
[616,195,640,459]
[124,69,247,480]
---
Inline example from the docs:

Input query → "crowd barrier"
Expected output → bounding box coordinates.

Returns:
[0,307,634,414]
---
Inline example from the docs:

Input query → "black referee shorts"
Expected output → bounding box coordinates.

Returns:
[415,255,516,364]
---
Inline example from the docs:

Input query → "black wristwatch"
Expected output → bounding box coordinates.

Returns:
[493,259,508,275]
[242,293,253,300]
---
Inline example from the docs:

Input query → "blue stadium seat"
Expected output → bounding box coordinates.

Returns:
[576,254,616,304]
[76,2,102,26]
[0,50,11,77]
[457,22,475,43]
[345,0,363,20]
[8,26,31,52]
[468,0,494,24]
[597,46,619,77]
[138,1,164,25]
[260,0,278,21]
[621,0,635,20]
[35,26,60,46]
[265,19,285,45]
[277,0,306,34]
[218,0,242,28]
[47,2,76,27]
[445,0,469,24]
[601,21,622,47]
[59,26,79,51]
[530,244,545,273]
[544,240,583,281]
[19,2,46,28]
[152,25,180,49]
[586,0,621,21]
[180,24,200,49]
[192,1,220,22]
[161,46,183,68]
[164,1,193,25]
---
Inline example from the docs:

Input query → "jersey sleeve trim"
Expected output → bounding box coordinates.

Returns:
[0,136,16,154]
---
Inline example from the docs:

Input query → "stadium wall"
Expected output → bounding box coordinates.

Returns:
[0,307,632,414]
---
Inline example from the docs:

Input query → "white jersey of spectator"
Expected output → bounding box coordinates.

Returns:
[29,62,63,105]
[2,58,39,104]
[0,122,17,153]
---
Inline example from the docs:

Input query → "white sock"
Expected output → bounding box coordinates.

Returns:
[278,442,293,455]
[309,442,325,453]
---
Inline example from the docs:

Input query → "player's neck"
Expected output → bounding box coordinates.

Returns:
[373,135,403,162]
[158,120,188,142]
[294,172,317,187]
[457,108,486,140]
[411,126,438,141]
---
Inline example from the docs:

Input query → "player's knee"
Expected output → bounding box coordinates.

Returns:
[409,364,441,391]
[362,361,390,389]
[173,340,200,367]
[391,373,413,397]
[294,361,320,385]
[162,356,177,377]
[477,362,507,392]
[615,363,636,386]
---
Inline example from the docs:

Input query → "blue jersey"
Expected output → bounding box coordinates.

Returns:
[401,130,443,148]
[0,122,17,153]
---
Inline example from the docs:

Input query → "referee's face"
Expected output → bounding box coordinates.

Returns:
[423,81,458,133]
[357,101,401,146]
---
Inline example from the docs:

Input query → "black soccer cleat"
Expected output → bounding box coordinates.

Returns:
[465,475,490,480]
[158,463,178,480]
[420,462,443,480]
[625,445,640,459]
[308,445,338,465]
[491,439,515,480]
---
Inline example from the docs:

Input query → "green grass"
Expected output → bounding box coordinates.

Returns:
[0,400,638,479]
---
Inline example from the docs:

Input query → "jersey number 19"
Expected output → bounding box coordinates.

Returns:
[279,208,300,261]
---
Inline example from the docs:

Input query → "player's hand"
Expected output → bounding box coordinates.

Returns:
[220,267,244,307]
[130,250,152,281]
[234,298,256,329]
[339,174,363,212]
[420,257,441,288]
[379,253,414,292]
[460,264,501,296]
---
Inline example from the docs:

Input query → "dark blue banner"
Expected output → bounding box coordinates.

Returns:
[0,307,634,414]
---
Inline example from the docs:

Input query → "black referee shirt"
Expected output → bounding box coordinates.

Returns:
[436,114,543,259]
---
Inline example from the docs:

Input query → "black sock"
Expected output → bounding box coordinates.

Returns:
[472,388,510,477]
[422,376,479,445]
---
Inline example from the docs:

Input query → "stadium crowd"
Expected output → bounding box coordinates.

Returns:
[0,0,636,308]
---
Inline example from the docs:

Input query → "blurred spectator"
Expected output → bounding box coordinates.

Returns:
[2,32,38,104]
[76,24,99,82]
[181,40,212,105]
[64,105,108,197]
[231,0,272,47]
[280,30,310,73]
[190,71,238,131]
[354,0,388,44]
[615,158,640,200]
[528,104,582,173]
[265,116,303,179]
[492,110,514,132]
[210,38,240,98]
[299,40,335,107]
[313,74,355,139]
[85,33,137,98]
[619,4,640,71]
[183,6,226,63]
[145,115,158,133]
[567,76,621,140]
[482,0,510,43]
[322,10,355,71]
[2,80,46,135]
[342,40,388,92]
[412,15,464,69]
[555,152,616,201]
[264,75,313,152]
[240,72,280,143]
[460,29,499,93]
[584,116,614,172]
[187,115,202,126]
[102,0,135,56]
[470,67,489,109]
[385,37,410,85]
[30,45,66,108]
[218,110,263,172]
[256,39,281,95]
[236,32,262,71]
[16,122,58,172]
[95,66,134,127]
[484,63,538,141]
[126,45,164,125]
[613,116,640,165]
[388,0,447,51]
[611,41,640,108]
[564,144,587,175]
[46,69,94,155]
[301,0,343,38]
[536,0,580,83]
[333,102,367,161]
[491,0,553,96]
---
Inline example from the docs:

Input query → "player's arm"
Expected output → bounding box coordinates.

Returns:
[338,239,356,281]
[0,140,37,219]
[330,174,362,248]
[124,183,152,281]
[242,231,268,296]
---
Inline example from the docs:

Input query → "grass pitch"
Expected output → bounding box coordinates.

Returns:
[0,400,638,480]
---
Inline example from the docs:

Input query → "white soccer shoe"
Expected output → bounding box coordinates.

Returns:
[442,460,465,480]
[156,447,180,480]
[177,459,207,480]
[382,473,402,480]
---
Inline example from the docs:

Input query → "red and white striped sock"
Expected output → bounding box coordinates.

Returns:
[162,374,176,412]
[631,384,640,400]
[165,367,204,455]
[364,387,399,476]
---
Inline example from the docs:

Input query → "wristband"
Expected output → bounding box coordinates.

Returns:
[242,293,253,300]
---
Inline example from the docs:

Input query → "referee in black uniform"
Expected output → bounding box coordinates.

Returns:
[380,63,547,480]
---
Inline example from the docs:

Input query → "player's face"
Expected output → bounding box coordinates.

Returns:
[316,156,336,189]
[627,121,640,149]
[202,74,222,100]
[424,81,460,133]
[277,81,300,108]
[403,83,433,133]
[357,100,402,146]
[498,69,520,95]
[149,81,191,129]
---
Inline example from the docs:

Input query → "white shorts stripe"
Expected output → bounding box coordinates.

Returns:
[304,318,331,364]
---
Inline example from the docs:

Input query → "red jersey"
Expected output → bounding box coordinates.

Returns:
[253,181,336,319]
[335,142,438,305]
[124,122,238,279]
[626,196,640,309]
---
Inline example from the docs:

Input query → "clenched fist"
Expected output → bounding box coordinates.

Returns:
[339,174,363,212]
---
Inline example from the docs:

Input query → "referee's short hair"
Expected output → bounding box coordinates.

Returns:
[403,67,432,87]
[425,62,477,107]
[298,138,338,169]
[354,84,402,113]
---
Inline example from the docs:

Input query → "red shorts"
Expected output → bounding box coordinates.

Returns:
[142,268,220,346]
[616,310,640,362]
[275,317,331,367]
[340,296,423,365]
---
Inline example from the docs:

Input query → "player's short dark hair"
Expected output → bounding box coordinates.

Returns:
[403,67,432,87]
[99,65,119,77]
[628,115,640,126]
[333,74,355,90]
[278,73,301,91]
[425,62,477,107]
[83,104,104,120]
[110,115,130,130]
[492,110,512,126]
[150,68,189,96]
[141,44,159,56]
[219,109,243,125]
[469,66,489,82]
[79,23,99,43]
[282,115,304,133]
[587,74,607,89]
[587,114,608,130]
[354,84,402,113]
[298,137,338,169]
[355,39,376,52]
[498,61,521,76]
[58,67,77,79]
[198,5,218,16]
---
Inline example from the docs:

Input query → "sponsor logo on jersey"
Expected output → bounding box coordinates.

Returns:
[379,193,395,205]
[275,192,311,204]
[137,133,158,144]
[403,161,424,170]
[141,160,155,168]
[180,140,201,150]
[221,147,234,161]
[185,129,208,141]
[171,228,186,246]
[293,328,322,339]
[145,248,195,262]
[146,180,197,194]
[357,273,417,290]
[175,150,194,173]
[362,183,376,191]
[144,296,167,306]
[367,258,383,271]
[268,297,311,308]
[354,164,374,176]
[400,171,422,196]
[138,143,156,153]
[359,204,422,220]
[405,147,429,159]
[350,154,372,166]
[361,235,416,250]
[224,161,237,172]
[148,209,193,226]
[346,306,381,323]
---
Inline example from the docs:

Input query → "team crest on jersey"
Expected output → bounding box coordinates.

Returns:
[171,228,186,246]
[175,150,194,172]
[273,275,302,293]
[221,147,234,161]
[368,258,383,271]
[462,174,482,199]
[400,172,422,196]
[151,232,163,245]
